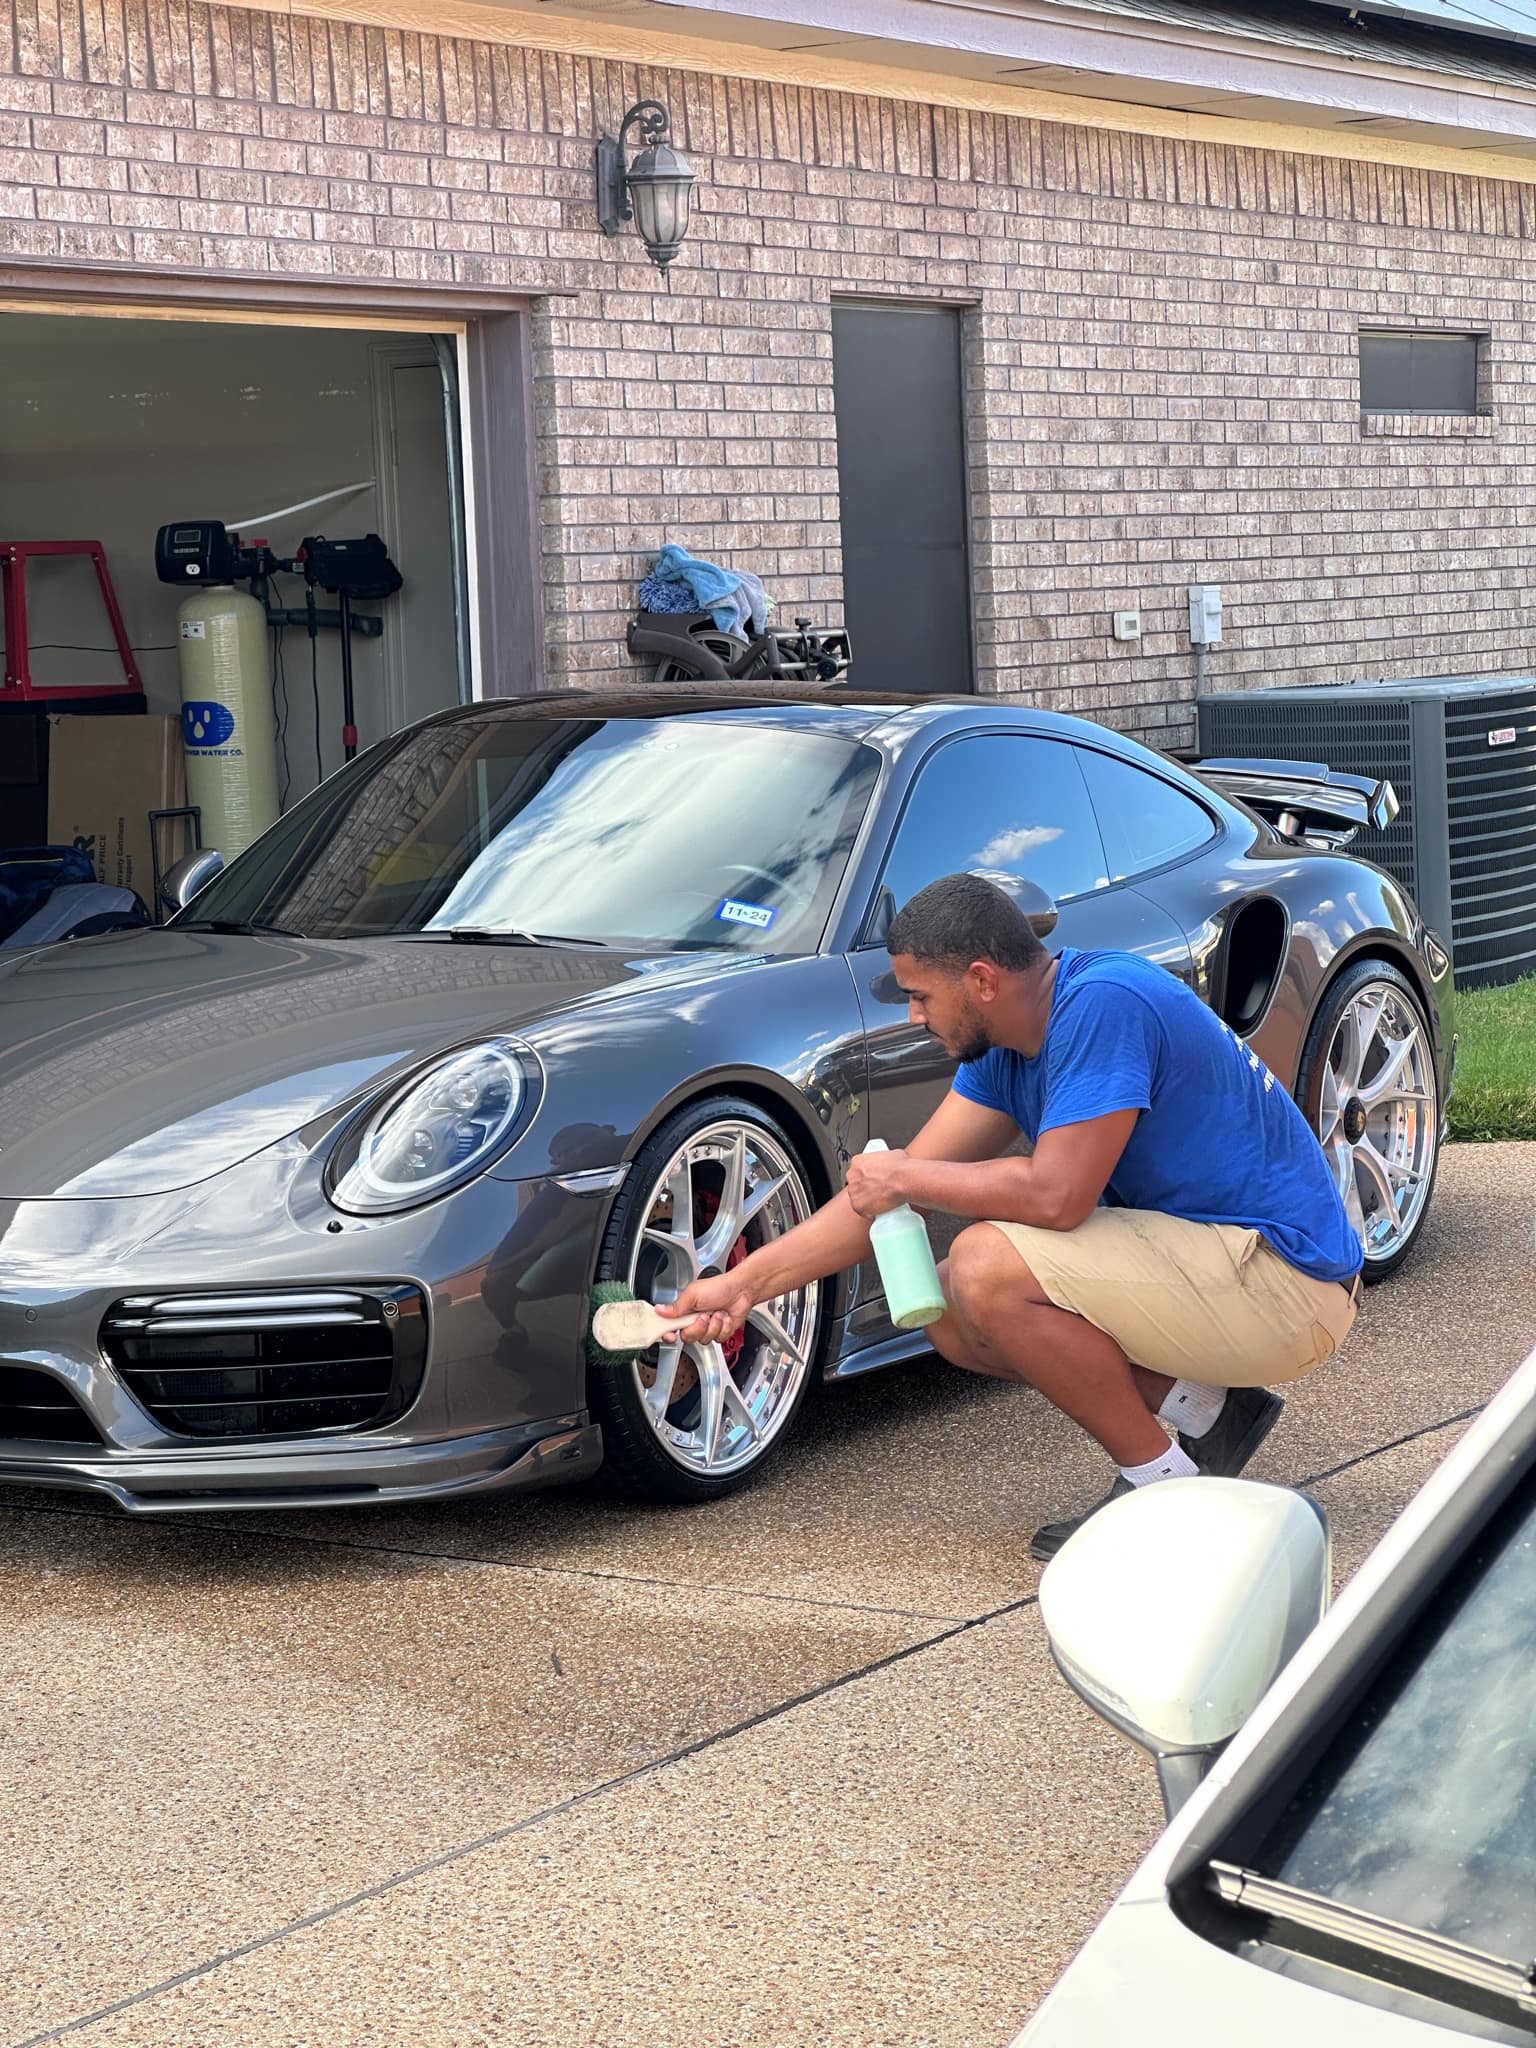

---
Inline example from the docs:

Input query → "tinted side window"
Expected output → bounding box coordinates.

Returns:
[1078,749,1217,881]
[879,735,1109,914]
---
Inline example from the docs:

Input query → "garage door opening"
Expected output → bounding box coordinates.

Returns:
[0,306,470,923]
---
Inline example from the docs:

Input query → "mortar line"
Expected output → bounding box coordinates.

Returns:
[0,1494,969,1627]
[13,1589,1043,2048]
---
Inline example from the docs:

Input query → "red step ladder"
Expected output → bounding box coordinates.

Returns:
[0,540,144,701]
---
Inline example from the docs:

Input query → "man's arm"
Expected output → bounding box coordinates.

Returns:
[845,1108,1139,1234]
[667,1089,1019,1342]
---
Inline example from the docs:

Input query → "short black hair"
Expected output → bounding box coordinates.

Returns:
[886,872,1047,974]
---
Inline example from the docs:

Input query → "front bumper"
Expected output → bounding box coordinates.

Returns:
[0,1415,603,1514]
[0,1139,616,1511]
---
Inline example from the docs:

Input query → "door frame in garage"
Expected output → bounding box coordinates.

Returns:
[0,259,548,700]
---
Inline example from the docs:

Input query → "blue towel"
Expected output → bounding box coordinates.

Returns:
[637,569,700,616]
[642,545,771,637]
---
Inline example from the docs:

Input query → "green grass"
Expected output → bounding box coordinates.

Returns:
[1447,975,1536,1143]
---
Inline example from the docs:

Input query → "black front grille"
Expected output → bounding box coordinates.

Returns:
[0,1364,103,1444]
[100,1287,428,1440]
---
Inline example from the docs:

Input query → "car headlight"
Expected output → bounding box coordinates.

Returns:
[328,1040,531,1215]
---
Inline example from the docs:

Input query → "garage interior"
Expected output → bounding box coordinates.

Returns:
[1,303,468,932]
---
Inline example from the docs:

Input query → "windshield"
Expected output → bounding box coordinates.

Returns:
[1247,1472,1536,1967]
[179,714,880,951]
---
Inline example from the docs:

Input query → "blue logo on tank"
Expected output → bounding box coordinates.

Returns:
[182,701,235,749]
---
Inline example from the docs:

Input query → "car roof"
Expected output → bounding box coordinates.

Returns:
[429,685,1098,748]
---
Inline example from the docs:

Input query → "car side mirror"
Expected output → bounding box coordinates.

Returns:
[1005,875,1058,938]
[1038,1478,1329,1819]
[161,848,225,914]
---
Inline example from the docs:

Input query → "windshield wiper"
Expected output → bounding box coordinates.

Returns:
[175,918,303,938]
[409,927,608,948]
[1208,1861,1536,2025]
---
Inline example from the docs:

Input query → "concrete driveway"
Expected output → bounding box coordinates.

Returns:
[3,1145,1532,2048]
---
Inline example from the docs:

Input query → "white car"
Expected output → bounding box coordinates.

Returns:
[1021,1348,1536,2046]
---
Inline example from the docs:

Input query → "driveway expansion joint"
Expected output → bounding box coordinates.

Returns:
[14,1587,1044,2048]
[0,1495,973,1627]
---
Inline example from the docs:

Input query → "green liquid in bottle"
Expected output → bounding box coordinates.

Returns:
[863,1139,946,1330]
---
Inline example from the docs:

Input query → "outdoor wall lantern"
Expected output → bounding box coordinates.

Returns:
[594,100,696,269]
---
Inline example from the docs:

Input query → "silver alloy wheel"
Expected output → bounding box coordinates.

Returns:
[1316,979,1438,1266]
[624,1119,818,1478]
[622,1122,823,1474]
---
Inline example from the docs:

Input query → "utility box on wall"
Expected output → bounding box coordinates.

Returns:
[1199,676,1536,989]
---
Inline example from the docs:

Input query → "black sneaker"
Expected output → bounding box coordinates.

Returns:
[1181,1386,1284,1478]
[1030,1475,1134,1561]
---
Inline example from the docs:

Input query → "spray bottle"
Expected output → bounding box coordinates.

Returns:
[862,1138,946,1330]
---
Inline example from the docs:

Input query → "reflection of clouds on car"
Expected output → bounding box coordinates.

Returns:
[971,822,1064,868]
[425,721,873,951]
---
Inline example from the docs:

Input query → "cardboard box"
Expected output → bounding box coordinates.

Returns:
[47,714,187,901]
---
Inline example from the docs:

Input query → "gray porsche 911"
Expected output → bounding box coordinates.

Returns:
[0,689,1452,1512]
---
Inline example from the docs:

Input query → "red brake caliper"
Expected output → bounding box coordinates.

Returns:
[694,1188,749,1372]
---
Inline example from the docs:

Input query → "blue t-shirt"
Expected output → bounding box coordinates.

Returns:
[952,948,1362,1284]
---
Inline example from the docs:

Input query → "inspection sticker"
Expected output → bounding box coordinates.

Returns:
[718,898,776,929]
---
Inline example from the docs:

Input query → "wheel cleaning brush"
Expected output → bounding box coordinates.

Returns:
[585,1280,685,1367]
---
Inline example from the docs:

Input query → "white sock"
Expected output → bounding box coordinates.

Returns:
[1158,1379,1227,1440]
[1119,1441,1199,1488]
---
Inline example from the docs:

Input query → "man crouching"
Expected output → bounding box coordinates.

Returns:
[669,871,1362,1558]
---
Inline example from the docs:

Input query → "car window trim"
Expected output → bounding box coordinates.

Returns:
[847,727,1123,952]
[1072,739,1227,887]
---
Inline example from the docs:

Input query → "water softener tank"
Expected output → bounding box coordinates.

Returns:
[176,584,280,859]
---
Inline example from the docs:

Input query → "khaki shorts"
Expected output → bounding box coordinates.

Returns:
[984,1208,1358,1388]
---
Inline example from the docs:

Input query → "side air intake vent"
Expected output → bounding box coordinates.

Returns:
[0,1364,103,1443]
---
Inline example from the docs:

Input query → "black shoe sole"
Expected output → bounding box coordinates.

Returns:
[1186,1391,1284,1479]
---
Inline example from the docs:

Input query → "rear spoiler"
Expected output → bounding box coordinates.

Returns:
[1177,755,1400,846]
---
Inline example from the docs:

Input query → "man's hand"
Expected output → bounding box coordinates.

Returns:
[665,1271,757,1347]
[845,1144,914,1220]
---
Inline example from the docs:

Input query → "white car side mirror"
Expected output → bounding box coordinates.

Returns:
[1038,1478,1329,1817]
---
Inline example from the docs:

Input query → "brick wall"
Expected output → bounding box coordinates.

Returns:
[5,3,1536,743]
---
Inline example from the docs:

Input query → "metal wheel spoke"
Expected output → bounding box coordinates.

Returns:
[642,1226,699,1287]
[722,1375,763,1443]
[745,1301,807,1369]
[739,1170,790,1235]
[693,1342,728,1463]
[1333,1012,1363,1096]
[1359,1030,1419,1108]
[1318,1065,1342,1144]
[642,1340,683,1423]
[1356,1139,1401,1220]
[665,1157,695,1251]
[697,1130,749,1271]
[1355,991,1390,1074]
[1332,1139,1367,1239]
[1369,1142,1425,1187]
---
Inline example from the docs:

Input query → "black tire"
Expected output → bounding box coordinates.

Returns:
[653,629,750,686]
[589,1095,826,1502]
[1294,956,1441,1284]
